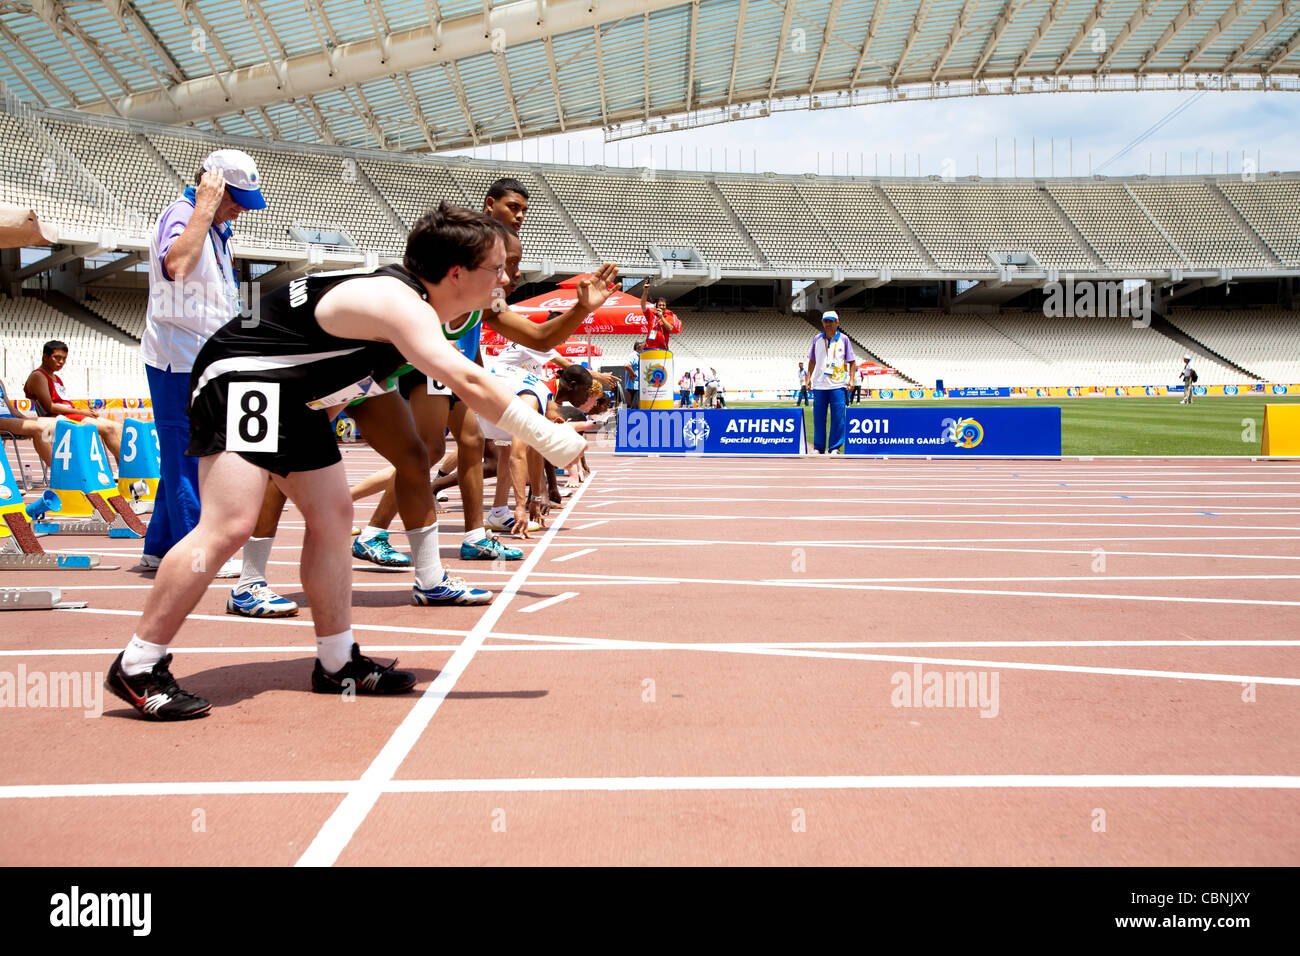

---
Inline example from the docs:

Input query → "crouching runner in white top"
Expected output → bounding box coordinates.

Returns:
[105,202,595,721]
[482,363,598,536]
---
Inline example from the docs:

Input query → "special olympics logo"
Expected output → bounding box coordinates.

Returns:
[646,364,667,388]
[1224,385,1238,395]
[1273,384,1288,394]
[683,417,710,445]
[943,417,984,449]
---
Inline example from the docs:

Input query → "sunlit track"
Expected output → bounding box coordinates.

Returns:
[2,447,1296,867]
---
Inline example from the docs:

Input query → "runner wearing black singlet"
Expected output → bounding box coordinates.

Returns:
[103,203,601,722]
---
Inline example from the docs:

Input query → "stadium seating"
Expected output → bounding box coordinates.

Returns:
[1045,184,1183,269]
[1166,310,1300,383]
[0,295,147,398]
[1219,181,1300,267]
[1129,183,1271,269]
[83,289,147,340]
[883,183,1094,271]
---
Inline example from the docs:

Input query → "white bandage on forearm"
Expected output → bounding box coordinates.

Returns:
[496,396,586,467]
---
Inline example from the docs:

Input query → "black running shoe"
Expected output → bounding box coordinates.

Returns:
[311,643,417,696]
[105,652,211,721]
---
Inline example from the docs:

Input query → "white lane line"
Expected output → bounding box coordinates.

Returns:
[4,774,1298,800]
[552,548,597,563]
[294,469,597,868]
[6,638,1296,659]
[571,520,609,531]
[560,513,1300,529]
[584,501,616,509]
[517,592,579,613]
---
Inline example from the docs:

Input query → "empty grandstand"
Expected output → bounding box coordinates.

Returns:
[2,88,1299,407]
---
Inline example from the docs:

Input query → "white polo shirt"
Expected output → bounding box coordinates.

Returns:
[142,197,241,373]
[807,331,856,390]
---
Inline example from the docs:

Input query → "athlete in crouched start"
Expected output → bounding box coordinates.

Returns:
[105,202,595,720]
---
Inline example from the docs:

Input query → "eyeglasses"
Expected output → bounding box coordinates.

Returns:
[474,262,508,278]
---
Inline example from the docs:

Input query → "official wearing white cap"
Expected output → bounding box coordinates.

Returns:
[136,149,295,616]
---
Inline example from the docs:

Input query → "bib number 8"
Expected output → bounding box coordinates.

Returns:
[226,382,280,453]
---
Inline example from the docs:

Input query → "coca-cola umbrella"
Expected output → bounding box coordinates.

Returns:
[507,277,682,336]
[480,326,602,357]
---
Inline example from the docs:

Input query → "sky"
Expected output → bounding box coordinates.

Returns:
[443,90,1300,179]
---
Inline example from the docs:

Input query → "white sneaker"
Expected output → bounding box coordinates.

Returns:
[136,553,161,570]
[215,556,242,578]
[436,490,450,503]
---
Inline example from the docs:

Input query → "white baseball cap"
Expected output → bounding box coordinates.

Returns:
[203,149,266,209]
[821,310,840,322]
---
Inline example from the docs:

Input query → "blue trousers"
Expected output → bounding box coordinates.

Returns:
[812,387,846,452]
[142,364,202,558]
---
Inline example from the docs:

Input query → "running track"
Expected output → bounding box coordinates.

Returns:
[1,444,1297,865]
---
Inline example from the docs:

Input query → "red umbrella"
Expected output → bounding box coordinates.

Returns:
[507,285,682,335]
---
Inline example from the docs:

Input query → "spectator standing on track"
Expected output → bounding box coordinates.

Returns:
[692,368,705,408]
[805,310,856,454]
[678,371,691,408]
[705,368,720,408]
[140,150,295,612]
[849,367,863,405]
[1179,355,1197,405]
[713,370,726,408]
[23,340,124,464]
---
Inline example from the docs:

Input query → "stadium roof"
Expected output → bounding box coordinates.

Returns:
[0,0,1297,152]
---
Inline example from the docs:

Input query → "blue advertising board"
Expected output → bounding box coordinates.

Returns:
[844,407,1061,456]
[943,387,1011,398]
[616,408,805,456]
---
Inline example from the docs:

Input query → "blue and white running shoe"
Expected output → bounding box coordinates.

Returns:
[226,581,299,618]
[412,571,492,606]
[352,531,411,568]
[459,535,523,561]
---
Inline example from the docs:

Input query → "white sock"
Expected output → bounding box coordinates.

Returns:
[121,635,169,677]
[407,524,444,589]
[359,524,386,542]
[237,536,274,591]
[463,527,485,545]
[316,630,354,673]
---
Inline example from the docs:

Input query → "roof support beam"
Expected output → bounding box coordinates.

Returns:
[1012,0,1062,77]
[1264,24,1300,72]
[592,24,610,127]
[685,0,698,109]
[0,20,77,104]
[811,0,845,91]
[768,0,798,100]
[1097,1,1154,73]
[88,0,688,124]
[727,0,749,105]
[1138,0,1204,73]
[931,3,969,81]
[1053,1,1109,74]
[442,61,479,145]
[849,0,888,89]
[543,35,566,130]
[1179,0,1246,72]
[891,0,934,85]
[1223,1,1293,71]
[974,0,1021,78]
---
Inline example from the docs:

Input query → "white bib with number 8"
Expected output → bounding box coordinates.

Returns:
[226,382,280,453]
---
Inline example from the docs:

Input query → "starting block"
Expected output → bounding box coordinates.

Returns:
[0,587,88,611]
[117,417,160,506]
[33,491,147,538]
[0,460,107,569]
